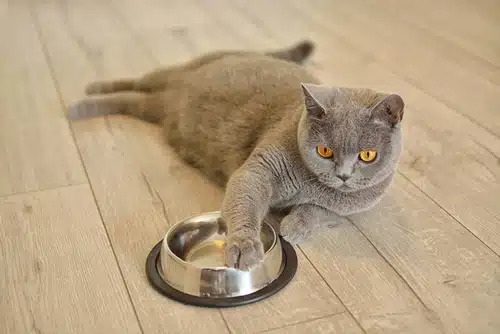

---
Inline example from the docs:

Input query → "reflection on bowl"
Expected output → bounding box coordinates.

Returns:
[160,211,283,297]
[146,211,298,307]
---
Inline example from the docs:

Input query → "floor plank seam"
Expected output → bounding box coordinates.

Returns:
[358,0,500,70]
[105,2,234,329]
[397,171,500,258]
[29,4,146,334]
[256,311,348,334]
[33,1,231,332]
[471,138,500,160]
[0,182,89,199]
[230,0,499,146]
[345,217,443,327]
[297,247,368,334]
[286,1,500,140]
[219,311,233,334]
[18,1,499,333]
[386,72,500,140]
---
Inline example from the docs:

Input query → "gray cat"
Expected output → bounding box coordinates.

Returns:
[69,40,404,270]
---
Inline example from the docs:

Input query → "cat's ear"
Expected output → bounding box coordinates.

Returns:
[370,94,404,128]
[301,83,328,119]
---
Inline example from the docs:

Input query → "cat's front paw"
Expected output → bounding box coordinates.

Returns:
[280,215,314,244]
[225,231,264,271]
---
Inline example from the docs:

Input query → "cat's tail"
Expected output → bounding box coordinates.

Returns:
[267,39,315,64]
[67,92,164,124]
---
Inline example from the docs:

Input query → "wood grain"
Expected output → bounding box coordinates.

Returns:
[0,185,142,334]
[361,0,500,69]
[300,221,444,334]
[0,3,86,197]
[33,1,229,333]
[288,0,500,137]
[221,250,344,333]
[19,0,500,333]
[352,175,500,333]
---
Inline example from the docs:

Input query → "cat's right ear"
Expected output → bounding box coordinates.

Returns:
[370,94,405,128]
[301,83,327,120]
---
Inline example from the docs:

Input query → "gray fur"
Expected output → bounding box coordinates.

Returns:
[68,40,405,270]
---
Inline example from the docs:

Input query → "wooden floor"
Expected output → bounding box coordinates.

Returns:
[1,0,500,333]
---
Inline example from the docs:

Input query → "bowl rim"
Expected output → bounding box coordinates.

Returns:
[162,211,279,270]
[146,237,298,307]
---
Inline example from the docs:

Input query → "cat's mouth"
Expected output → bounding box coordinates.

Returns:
[318,174,357,192]
[335,183,356,192]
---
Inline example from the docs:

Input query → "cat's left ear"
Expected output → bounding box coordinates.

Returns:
[370,94,405,128]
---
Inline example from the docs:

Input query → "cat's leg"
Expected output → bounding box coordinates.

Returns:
[85,72,174,95]
[262,210,288,233]
[223,163,274,270]
[105,51,238,94]
[280,204,341,244]
[68,92,164,123]
[85,79,140,95]
[85,67,183,95]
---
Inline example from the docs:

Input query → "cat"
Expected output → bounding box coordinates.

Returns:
[68,40,405,270]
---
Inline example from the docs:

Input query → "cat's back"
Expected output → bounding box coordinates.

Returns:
[165,53,319,184]
[182,53,319,113]
[176,53,320,139]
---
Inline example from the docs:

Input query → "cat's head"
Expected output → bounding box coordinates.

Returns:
[297,84,404,192]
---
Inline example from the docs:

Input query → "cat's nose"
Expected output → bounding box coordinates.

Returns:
[337,174,350,182]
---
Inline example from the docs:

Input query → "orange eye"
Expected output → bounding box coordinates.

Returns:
[359,150,377,163]
[317,146,334,158]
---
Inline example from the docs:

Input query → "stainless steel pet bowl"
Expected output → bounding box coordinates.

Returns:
[146,211,297,307]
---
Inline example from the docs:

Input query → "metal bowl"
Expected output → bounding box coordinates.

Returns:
[146,211,297,308]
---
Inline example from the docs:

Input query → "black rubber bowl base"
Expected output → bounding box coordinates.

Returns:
[145,237,298,308]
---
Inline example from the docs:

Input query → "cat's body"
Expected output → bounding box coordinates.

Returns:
[70,40,405,270]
